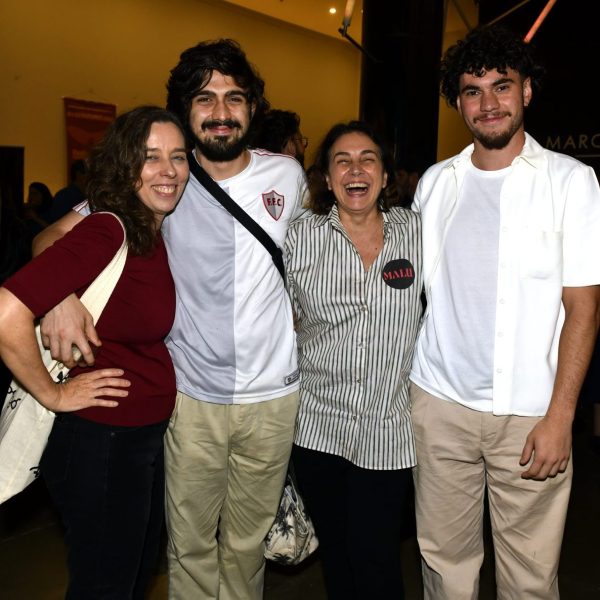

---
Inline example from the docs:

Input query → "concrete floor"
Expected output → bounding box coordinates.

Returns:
[1,405,599,599]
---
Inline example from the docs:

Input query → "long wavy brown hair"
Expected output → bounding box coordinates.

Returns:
[87,106,186,256]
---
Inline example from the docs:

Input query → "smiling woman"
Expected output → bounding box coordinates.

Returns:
[310,122,398,214]
[0,105,189,599]
[136,122,189,225]
[326,130,387,223]
[285,120,423,599]
[87,107,189,255]
[308,121,399,271]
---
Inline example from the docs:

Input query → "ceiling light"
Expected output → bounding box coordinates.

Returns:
[329,7,337,14]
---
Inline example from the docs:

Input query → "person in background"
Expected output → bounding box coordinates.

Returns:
[0,105,188,599]
[22,181,53,236]
[49,159,89,223]
[410,25,600,599]
[0,191,30,284]
[253,108,308,167]
[395,167,420,208]
[286,121,422,600]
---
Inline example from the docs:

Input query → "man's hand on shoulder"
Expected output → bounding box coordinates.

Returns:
[34,209,97,367]
[40,295,101,368]
[519,414,572,480]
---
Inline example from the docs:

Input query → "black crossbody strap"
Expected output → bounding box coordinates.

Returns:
[187,152,285,280]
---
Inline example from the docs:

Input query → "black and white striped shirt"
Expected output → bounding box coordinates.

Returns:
[285,204,422,470]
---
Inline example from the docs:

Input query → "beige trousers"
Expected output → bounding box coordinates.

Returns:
[165,390,299,600]
[411,384,572,600]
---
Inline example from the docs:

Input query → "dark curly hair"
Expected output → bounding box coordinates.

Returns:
[440,24,545,108]
[252,109,300,153]
[87,106,186,256]
[166,39,269,146]
[308,121,399,215]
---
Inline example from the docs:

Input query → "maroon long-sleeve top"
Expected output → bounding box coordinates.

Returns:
[4,212,176,426]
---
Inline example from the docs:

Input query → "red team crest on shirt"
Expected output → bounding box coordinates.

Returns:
[262,190,285,221]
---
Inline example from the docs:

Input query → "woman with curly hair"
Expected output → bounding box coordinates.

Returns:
[285,121,422,599]
[0,105,188,599]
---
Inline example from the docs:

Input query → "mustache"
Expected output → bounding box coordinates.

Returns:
[201,119,242,131]
[474,111,511,123]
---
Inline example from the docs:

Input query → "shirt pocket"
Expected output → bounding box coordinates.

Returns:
[518,230,563,280]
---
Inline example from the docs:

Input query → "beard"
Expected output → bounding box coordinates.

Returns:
[192,119,253,162]
[473,111,523,150]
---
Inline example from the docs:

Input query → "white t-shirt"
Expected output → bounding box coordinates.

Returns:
[411,163,508,411]
[162,149,307,404]
[411,133,600,416]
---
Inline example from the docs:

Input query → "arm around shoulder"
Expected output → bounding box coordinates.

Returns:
[33,210,84,256]
[33,209,99,367]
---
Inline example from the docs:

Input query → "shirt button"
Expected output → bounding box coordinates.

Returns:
[497,332,504,338]
[352,416,357,422]
[499,298,505,304]
[361,305,368,312]
[356,378,362,384]
[496,368,503,374]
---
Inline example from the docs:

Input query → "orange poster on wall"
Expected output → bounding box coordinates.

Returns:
[63,97,116,179]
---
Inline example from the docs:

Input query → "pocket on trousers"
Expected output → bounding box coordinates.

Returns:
[168,392,184,427]
[409,384,431,435]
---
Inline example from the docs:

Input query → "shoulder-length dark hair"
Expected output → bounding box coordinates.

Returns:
[87,106,186,256]
[166,38,270,145]
[308,121,399,215]
[28,182,53,216]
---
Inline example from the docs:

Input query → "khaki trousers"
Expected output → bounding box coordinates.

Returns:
[411,384,572,600]
[165,390,299,600]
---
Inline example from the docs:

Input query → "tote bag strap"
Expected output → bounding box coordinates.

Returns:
[78,212,128,323]
[46,212,128,375]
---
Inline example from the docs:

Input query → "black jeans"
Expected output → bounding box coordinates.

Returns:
[292,444,412,600]
[41,413,168,600]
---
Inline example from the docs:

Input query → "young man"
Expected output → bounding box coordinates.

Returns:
[410,25,600,599]
[252,109,307,167]
[36,39,306,600]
